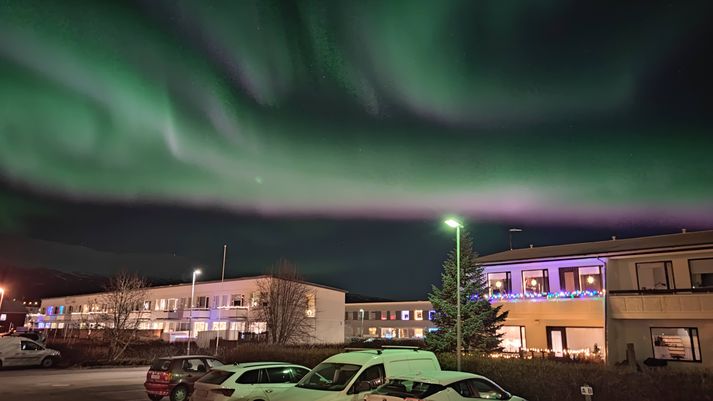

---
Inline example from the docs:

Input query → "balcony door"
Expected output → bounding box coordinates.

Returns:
[547,327,567,357]
[559,268,580,292]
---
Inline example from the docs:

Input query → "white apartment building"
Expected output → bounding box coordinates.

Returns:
[344,301,436,340]
[478,230,713,367]
[29,276,346,344]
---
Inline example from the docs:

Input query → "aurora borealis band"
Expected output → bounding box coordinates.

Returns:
[1,1,713,298]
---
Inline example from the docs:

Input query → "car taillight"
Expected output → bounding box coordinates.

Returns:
[162,372,172,382]
[210,388,235,397]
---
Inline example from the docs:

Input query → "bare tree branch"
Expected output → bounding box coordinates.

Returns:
[255,259,315,344]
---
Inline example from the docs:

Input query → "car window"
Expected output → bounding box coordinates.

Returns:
[349,364,385,394]
[199,370,234,385]
[20,341,42,351]
[182,358,207,373]
[296,363,361,392]
[265,367,293,383]
[375,379,446,399]
[237,369,261,384]
[291,367,309,383]
[150,359,172,371]
[469,379,508,399]
[450,380,474,397]
[206,358,223,368]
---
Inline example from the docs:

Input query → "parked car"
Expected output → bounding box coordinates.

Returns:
[0,336,60,368]
[192,362,310,401]
[11,331,47,344]
[365,371,528,401]
[144,355,224,401]
[272,346,441,401]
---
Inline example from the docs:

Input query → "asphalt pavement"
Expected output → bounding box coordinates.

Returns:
[0,366,150,401]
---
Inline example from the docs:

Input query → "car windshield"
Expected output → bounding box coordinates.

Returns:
[374,379,447,399]
[296,363,361,392]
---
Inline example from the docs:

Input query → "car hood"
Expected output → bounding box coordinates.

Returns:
[271,386,349,401]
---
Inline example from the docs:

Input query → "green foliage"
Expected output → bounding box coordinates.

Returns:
[426,230,508,353]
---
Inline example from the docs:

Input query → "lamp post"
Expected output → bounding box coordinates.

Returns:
[359,308,365,337]
[444,219,463,371]
[508,228,523,250]
[187,269,201,355]
[215,245,227,355]
[0,288,5,314]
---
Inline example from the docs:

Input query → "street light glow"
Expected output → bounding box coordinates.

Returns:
[445,219,462,228]
[194,269,202,275]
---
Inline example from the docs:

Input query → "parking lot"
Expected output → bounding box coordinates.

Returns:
[0,366,149,401]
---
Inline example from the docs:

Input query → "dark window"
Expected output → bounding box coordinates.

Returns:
[182,358,207,373]
[353,311,358,320]
[689,258,713,288]
[150,359,172,371]
[349,364,385,394]
[291,367,309,382]
[200,370,233,385]
[469,379,508,399]
[265,367,293,383]
[345,312,349,320]
[236,369,260,384]
[20,341,42,351]
[449,380,473,397]
[636,261,673,290]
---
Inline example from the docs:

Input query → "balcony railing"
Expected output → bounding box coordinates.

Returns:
[609,287,713,295]
[486,290,604,302]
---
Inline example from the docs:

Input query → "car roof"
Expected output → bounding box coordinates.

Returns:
[158,355,221,361]
[388,370,483,385]
[323,349,435,365]
[214,362,306,372]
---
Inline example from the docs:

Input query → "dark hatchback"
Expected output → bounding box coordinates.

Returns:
[144,355,224,401]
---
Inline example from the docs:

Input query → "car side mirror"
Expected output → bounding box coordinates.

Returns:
[354,381,371,393]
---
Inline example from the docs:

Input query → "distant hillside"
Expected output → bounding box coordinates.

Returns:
[0,266,108,299]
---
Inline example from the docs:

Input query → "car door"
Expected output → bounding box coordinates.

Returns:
[181,358,208,385]
[254,367,298,399]
[467,378,510,400]
[348,364,386,400]
[20,340,45,366]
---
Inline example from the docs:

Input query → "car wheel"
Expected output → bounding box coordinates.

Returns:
[170,385,189,401]
[41,357,55,368]
[148,394,163,401]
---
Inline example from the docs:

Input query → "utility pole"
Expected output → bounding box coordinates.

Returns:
[215,245,227,355]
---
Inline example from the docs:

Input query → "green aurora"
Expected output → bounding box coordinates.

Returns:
[1,0,713,225]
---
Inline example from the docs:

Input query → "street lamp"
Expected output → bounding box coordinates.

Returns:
[187,269,201,355]
[508,228,523,250]
[359,309,365,337]
[0,288,5,313]
[444,218,463,371]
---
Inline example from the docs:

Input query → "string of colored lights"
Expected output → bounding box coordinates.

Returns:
[484,290,604,301]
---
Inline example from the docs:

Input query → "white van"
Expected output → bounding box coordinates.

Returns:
[272,347,441,401]
[0,336,61,368]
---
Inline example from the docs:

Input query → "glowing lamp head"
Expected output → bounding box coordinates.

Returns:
[586,276,595,284]
[495,281,503,289]
[0,287,4,293]
[444,219,462,228]
[194,269,202,276]
[530,279,538,287]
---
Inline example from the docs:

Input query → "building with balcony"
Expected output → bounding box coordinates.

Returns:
[478,229,713,367]
[29,275,346,344]
[344,300,436,340]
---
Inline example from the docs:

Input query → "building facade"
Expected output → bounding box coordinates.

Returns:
[29,276,346,344]
[478,230,713,367]
[344,301,436,340]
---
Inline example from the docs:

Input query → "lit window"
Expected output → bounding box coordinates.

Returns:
[414,328,424,338]
[487,272,511,295]
[306,294,316,317]
[651,327,701,362]
[368,327,377,336]
[414,310,423,321]
[401,310,410,320]
[498,326,526,352]
[428,310,436,320]
[522,269,549,294]
[58,306,65,314]
[231,294,245,307]
[579,266,602,291]
[381,328,396,338]
[0,314,6,321]
[212,321,227,331]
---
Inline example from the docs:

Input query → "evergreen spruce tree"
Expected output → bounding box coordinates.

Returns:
[426,230,509,353]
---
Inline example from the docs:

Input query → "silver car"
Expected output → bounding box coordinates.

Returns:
[0,336,61,368]
[365,371,527,401]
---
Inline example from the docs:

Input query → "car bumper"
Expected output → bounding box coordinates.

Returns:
[144,382,172,396]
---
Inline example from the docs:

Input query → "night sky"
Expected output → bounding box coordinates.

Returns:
[1,1,713,300]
